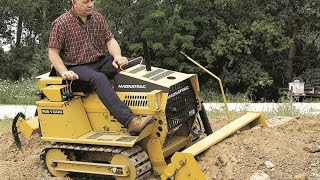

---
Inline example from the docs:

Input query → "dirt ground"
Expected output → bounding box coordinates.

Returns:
[0,115,319,180]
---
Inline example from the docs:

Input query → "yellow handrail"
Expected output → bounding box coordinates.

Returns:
[180,51,231,122]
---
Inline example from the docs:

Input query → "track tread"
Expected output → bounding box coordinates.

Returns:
[40,143,152,180]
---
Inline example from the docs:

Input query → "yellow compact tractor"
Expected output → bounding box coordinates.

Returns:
[12,54,268,179]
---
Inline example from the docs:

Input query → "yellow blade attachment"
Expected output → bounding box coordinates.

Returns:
[161,112,268,179]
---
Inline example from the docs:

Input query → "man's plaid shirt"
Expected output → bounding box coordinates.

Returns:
[49,9,114,65]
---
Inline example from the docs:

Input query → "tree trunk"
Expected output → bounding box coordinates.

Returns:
[285,28,297,83]
[40,5,48,45]
[15,16,23,48]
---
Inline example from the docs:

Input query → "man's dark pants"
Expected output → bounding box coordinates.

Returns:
[68,56,134,126]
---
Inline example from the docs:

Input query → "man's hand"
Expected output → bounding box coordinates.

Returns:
[112,56,128,69]
[61,70,79,80]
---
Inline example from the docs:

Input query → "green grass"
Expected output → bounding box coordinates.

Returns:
[210,104,301,120]
[206,108,300,129]
[0,79,38,105]
[207,110,269,122]
[271,94,303,117]
[200,89,252,103]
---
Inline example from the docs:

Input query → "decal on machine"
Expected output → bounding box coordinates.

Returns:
[41,109,64,115]
[168,86,190,99]
[118,84,147,89]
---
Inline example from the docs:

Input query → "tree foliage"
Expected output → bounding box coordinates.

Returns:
[0,0,70,79]
[0,0,319,100]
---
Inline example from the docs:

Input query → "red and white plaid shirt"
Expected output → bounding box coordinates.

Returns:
[49,9,114,65]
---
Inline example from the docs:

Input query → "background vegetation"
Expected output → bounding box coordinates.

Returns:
[0,79,38,104]
[0,0,319,102]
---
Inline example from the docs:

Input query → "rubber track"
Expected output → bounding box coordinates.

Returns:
[40,143,152,180]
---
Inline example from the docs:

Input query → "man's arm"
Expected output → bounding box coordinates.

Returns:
[48,48,78,80]
[106,38,128,69]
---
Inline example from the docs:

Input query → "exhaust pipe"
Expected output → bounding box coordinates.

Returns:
[143,38,151,71]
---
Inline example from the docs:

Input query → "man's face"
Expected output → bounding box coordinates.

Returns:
[73,0,94,17]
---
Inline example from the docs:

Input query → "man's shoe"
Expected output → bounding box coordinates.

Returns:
[128,115,154,135]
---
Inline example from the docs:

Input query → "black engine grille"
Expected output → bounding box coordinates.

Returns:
[165,79,198,130]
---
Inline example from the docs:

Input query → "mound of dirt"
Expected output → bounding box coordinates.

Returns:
[0,116,319,179]
[0,133,53,179]
[199,115,320,180]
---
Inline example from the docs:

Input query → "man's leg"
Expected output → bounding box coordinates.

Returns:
[96,57,155,134]
[97,56,118,79]
[69,64,134,126]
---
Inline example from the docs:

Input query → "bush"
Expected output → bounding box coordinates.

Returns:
[0,47,50,80]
